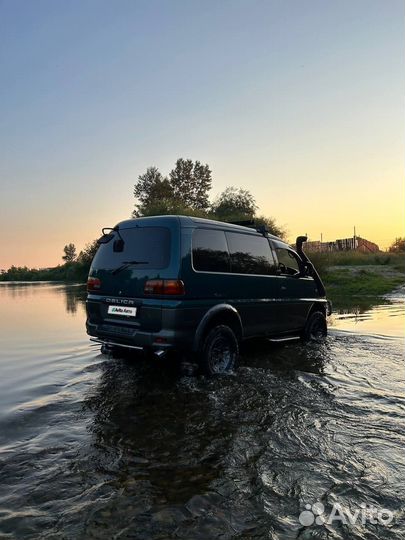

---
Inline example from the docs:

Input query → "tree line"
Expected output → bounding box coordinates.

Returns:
[1,157,286,282]
[2,157,403,282]
[0,241,99,282]
[132,158,284,237]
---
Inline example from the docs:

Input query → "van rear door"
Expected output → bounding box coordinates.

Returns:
[89,226,173,299]
[86,223,180,334]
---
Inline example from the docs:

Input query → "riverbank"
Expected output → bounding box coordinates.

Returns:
[323,266,405,310]
[0,262,90,283]
[323,265,405,296]
[311,252,405,309]
[1,253,404,309]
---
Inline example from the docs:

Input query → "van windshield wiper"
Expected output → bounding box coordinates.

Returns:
[112,260,149,275]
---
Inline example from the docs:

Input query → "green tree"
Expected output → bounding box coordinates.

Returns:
[388,237,405,253]
[139,199,208,217]
[133,166,172,217]
[169,158,212,211]
[131,161,284,238]
[210,187,284,238]
[77,240,99,265]
[254,215,285,239]
[211,187,257,222]
[62,243,77,263]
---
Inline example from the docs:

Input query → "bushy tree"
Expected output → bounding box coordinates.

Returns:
[62,243,77,263]
[139,199,208,218]
[133,159,212,216]
[133,166,172,217]
[131,160,284,238]
[210,187,284,238]
[211,187,257,222]
[389,237,405,253]
[169,158,212,211]
[254,215,285,239]
[77,240,99,265]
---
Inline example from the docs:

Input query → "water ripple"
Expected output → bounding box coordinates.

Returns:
[0,283,404,539]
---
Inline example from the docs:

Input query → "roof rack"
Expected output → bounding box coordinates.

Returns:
[226,219,269,237]
[255,225,269,236]
[226,219,255,227]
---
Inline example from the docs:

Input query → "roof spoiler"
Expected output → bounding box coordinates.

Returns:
[97,226,125,252]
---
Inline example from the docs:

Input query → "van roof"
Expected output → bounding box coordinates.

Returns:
[116,215,284,242]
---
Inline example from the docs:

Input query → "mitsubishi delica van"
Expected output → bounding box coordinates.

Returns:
[86,215,331,375]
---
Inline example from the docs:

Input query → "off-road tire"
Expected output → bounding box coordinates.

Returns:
[199,325,239,376]
[302,311,327,342]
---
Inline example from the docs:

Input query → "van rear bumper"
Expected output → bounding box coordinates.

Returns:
[89,337,144,351]
[86,320,191,352]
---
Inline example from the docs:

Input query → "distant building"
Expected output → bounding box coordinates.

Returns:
[305,236,379,253]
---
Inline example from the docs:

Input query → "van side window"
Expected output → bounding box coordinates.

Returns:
[275,248,301,275]
[226,232,277,275]
[192,229,230,272]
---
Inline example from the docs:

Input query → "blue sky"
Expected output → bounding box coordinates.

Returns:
[0,0,404,266]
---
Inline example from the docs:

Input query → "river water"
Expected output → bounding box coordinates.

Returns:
[0,283,403,539]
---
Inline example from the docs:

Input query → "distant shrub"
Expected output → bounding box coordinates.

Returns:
[0,261,92,283]
[306,251,405,268]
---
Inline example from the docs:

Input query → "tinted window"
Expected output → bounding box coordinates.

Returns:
[275,248,301,275]
[91,227,171,270]
[192,229,230,272]
[226,232,277,275]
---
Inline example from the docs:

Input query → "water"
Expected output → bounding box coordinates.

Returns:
[0,283,404,539]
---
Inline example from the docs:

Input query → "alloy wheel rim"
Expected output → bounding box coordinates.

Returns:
[310,318,326,339]
[210,336,233,373]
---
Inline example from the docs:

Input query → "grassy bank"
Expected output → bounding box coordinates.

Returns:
[309,252,405,307]
[1,252,404,308]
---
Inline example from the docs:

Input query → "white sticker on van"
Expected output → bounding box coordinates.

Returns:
[107,305,137,317]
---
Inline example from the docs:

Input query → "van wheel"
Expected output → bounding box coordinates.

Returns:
[200,325,239,376]
[302,311,327,341]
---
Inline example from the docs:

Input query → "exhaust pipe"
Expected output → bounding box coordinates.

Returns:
[153,349,166,359]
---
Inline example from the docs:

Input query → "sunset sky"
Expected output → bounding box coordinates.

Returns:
[1,0,404,269]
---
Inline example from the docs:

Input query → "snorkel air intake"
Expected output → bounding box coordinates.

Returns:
[296,236,326,297]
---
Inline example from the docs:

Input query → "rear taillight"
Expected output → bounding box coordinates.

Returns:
[87,276,101,291]
[163,279,186,295]
[144,279,185,295]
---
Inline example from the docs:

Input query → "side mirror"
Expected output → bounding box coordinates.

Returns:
[304,262,314,276]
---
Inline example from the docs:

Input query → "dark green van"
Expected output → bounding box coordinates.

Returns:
[86,215,331,374]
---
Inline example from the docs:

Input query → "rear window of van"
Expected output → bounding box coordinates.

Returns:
[92,227,171,270]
